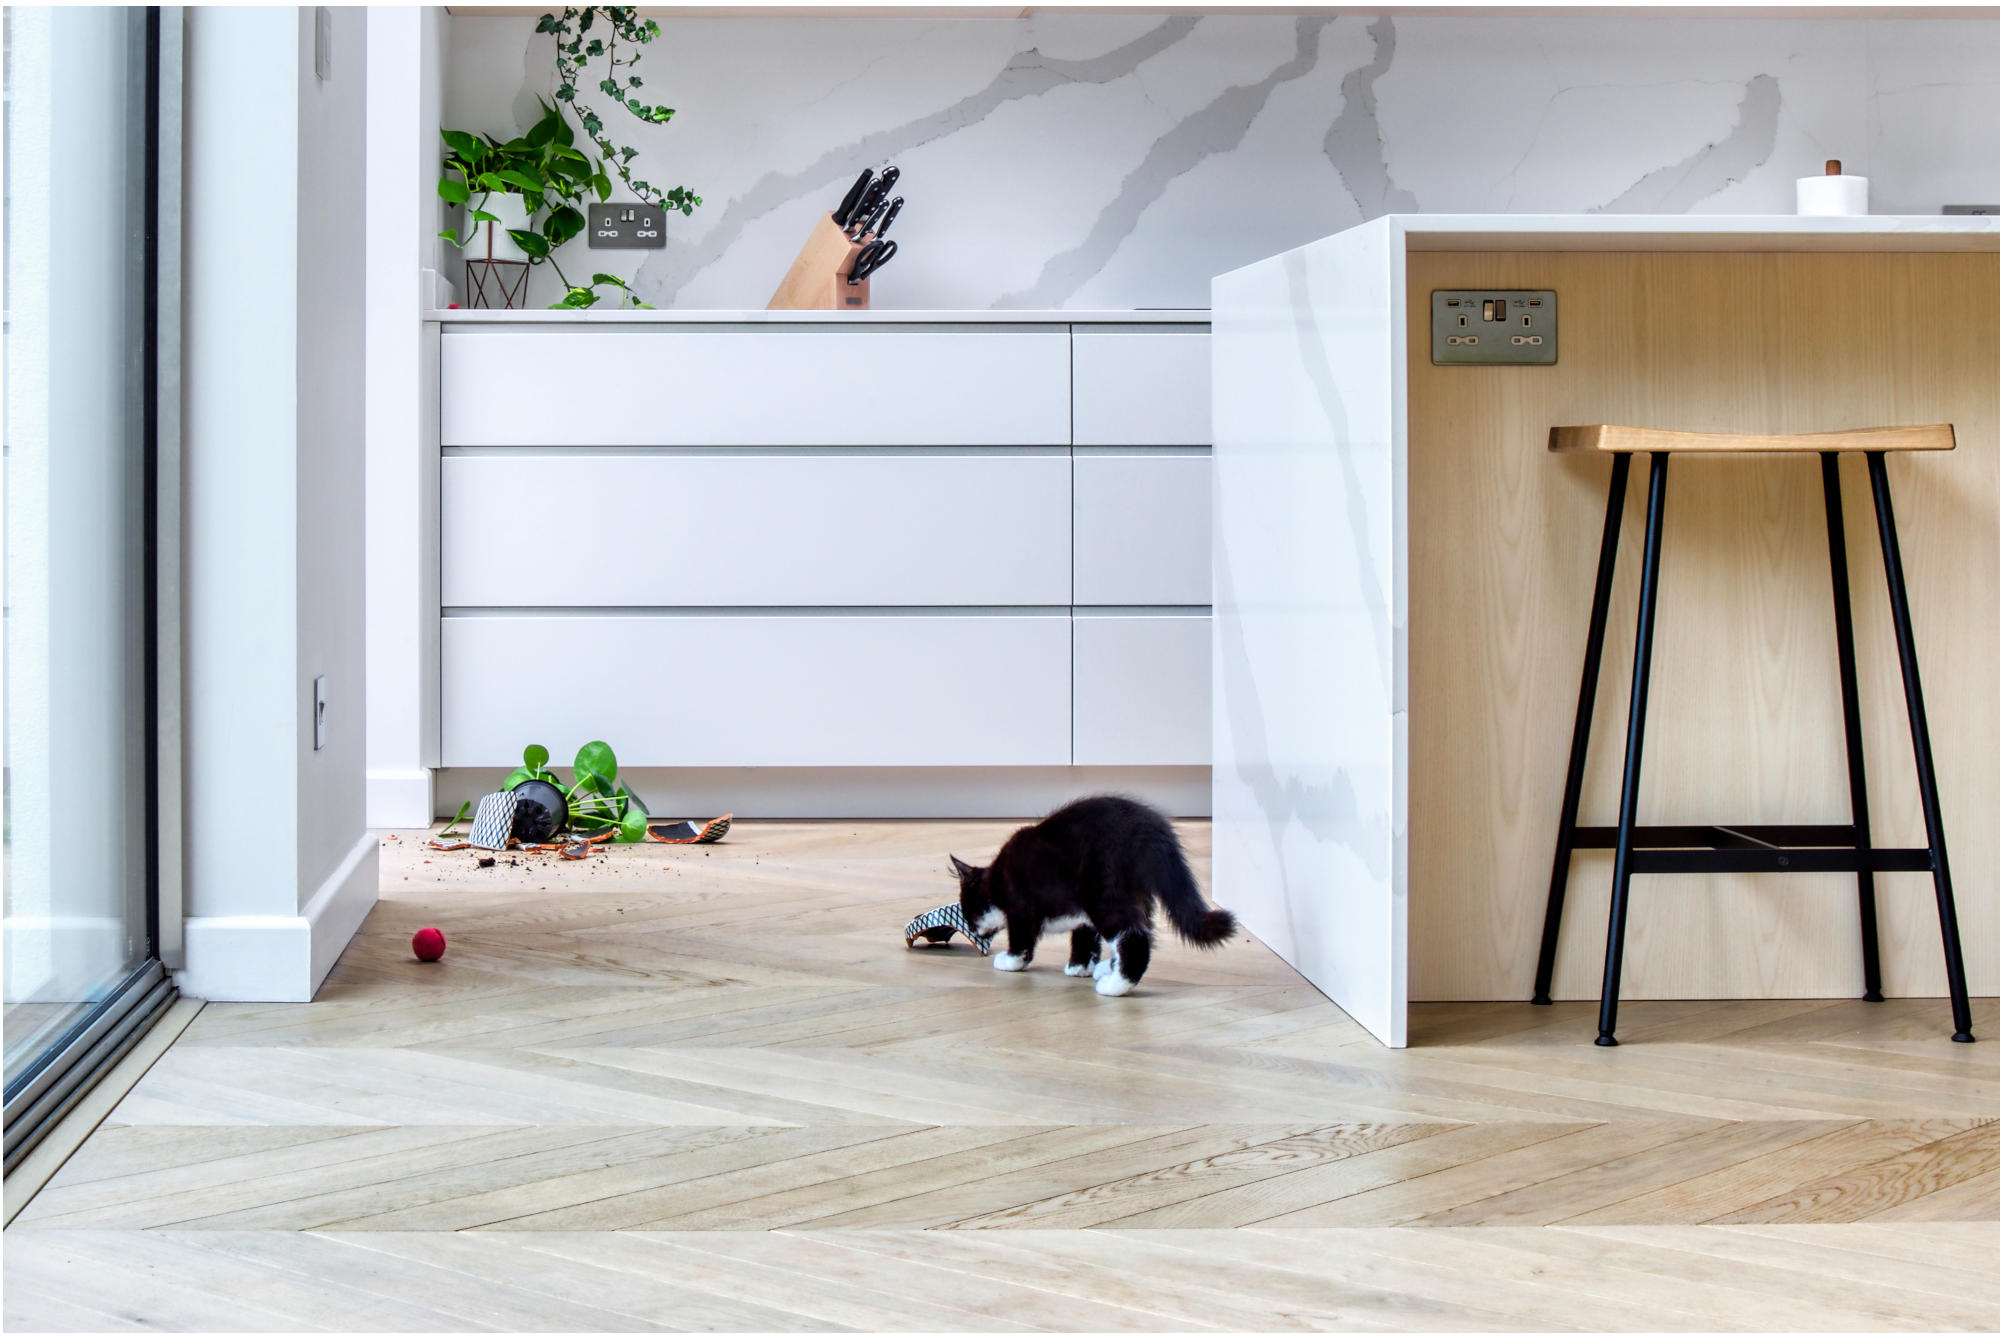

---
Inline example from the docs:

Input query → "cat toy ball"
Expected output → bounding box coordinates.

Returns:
[411,927,447,962]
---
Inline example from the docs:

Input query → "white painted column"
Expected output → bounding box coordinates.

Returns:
[178,6,376,1001]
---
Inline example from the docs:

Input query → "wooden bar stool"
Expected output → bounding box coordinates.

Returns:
[1531,424,1975,1046]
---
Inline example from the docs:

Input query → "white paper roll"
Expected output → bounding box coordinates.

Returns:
[1797,174,1869,216]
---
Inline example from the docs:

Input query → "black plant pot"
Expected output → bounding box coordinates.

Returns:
[510,779,568,843]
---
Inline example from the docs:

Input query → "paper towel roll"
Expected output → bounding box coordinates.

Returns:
[1797,173,1868,216]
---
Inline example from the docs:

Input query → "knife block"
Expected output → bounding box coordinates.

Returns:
[768,212,870,311]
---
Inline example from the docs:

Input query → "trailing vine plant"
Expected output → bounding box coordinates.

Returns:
[538,7,700,218]
[436,6,700,310]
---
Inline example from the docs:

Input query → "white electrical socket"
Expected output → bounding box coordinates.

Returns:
[313,676,328,751]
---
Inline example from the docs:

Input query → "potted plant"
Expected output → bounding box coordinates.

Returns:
[437,6,700,310]
[437,740,652,843]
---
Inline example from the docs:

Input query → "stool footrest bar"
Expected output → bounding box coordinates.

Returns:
[1627,848,1933,875]
[1571,823,1859,850]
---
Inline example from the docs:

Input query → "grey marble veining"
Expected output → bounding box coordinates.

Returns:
[444,15,2000,310]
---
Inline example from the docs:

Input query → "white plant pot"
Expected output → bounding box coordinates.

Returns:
[471,192,533,262]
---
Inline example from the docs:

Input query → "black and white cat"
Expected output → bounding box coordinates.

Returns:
[951,795,1236,997]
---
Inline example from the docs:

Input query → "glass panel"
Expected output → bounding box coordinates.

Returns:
[4,7,156,1089]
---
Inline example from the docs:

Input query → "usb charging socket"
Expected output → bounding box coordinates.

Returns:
[1432,289,1557,365]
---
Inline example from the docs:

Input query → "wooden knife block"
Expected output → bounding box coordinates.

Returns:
[768,213,870,311]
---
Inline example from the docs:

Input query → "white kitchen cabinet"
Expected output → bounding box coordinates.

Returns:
[1072,613,1211,766]
[444,453,1070,608]
[1072,327,1211,446]
[433,314,1212,796]
[1072,453,1211,606]
[443,612,1071,767]
[442,326,1070,447]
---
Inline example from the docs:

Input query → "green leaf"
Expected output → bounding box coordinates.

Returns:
[500,766,533,792]
[467,209,498,224]
[552,286,600,309]
[573,740,618,786]
[441,128,483,162]
[593,172,612,202]
[617,802,649,842]
[437,228,464,247]
[592,273,627,287]
[437,177,470,205]
[509,229,551,259]
[523,743,550,771]
[494,169,547,193]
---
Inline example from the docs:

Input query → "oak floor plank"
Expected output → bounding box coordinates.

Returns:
[1562,1118,1981,1224]
[1408,1119,1854,1226]
[1713,1119,2000,1223]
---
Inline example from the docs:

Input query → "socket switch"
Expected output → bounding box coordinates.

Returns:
[1431,289,1557,366]
[589,203,666,249]
[313,675,328,751]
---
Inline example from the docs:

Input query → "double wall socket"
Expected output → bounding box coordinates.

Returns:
[1431,289,1557,365]
[588,203,666,249]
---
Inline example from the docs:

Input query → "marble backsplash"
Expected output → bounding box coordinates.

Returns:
[444,14,2000,310]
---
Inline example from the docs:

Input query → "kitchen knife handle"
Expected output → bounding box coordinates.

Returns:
[832,169,872,227]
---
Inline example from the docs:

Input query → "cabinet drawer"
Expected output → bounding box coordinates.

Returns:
[1073,454,1211,606]
[1073,613,1210,766]
[442,327,1070,447]
[1072,328,1210,446]
[444,454,1069,607]
[442,613,1071,767]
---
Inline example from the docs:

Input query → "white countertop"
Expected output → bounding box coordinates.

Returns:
[431,307,1212,325]
[1391,212,2000,252]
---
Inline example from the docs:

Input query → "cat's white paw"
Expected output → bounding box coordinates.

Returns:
[1063,961,1092,977]
[993,952,1028,972]
[1090,955,1113,981]
[1094,972,1135,997]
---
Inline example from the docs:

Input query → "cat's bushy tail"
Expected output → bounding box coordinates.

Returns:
[1144,837,1237,948]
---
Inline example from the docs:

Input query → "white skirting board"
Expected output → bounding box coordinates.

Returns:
[174,830,379,1002]
[433,767,1212,820]
[367,767,435,830]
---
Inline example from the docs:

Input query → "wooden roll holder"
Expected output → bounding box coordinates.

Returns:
[768,212,873,311]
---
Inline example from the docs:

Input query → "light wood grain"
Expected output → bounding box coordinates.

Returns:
[6,822,1999,1329]
[1548,423,1956,454]
[1408,252,2000,1004]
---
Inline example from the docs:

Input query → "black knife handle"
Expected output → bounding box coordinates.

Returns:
[832,169,871,227]
[874,197,904,239]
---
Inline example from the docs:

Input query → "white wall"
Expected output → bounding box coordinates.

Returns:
[179,6,375,1001]
[442,14,2000,310]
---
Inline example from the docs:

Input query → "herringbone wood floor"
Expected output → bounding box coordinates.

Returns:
[7,820,1998,1330]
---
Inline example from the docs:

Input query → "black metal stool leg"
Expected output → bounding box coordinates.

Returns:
[1866,452,1975,1042]
[1821,453,1884,1003]
[1598,453,1670,1047]
[1534,453,1632,1004]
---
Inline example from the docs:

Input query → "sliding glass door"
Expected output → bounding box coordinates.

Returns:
[4,6,180,1170]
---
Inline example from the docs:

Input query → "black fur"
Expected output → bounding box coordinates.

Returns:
[951,795,1236,995]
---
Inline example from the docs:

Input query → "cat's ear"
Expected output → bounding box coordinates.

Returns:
[949,855,979,881]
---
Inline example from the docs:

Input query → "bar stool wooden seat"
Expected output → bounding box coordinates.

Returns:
[1532,422,1974,1046]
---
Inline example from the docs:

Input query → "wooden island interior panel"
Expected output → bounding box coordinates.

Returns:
[1405,251,2000,1003]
